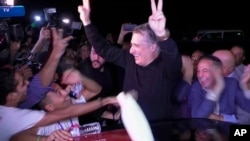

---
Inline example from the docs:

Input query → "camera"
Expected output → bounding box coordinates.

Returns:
[14,54,42,74]
[43,8,57,27]
[43,8,82,36]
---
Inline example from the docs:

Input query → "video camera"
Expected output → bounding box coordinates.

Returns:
[43,8,82,36]
[14,54,42,74]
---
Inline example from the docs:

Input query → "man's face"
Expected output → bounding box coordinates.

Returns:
[197,59,216,89]
[191,51,204,69]
[80,45,90,60]
[130,33,155,66]
[46,89,72,111]
[14,71,29,103]
[90,47,105,69]
[231,46,245,66]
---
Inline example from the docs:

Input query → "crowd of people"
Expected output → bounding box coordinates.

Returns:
[1,0,250,140]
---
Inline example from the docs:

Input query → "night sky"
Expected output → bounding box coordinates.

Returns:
[15,0,250,39]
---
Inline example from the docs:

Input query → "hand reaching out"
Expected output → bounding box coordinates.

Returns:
[78,0,91,26]
[240,64,250,90]
[46,129,73,141]
[148,0,167,37]
[210,66,225,95]
[51,28,73,57]
[39,27,51,41]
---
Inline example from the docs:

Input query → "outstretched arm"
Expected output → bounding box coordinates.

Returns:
[38,28,73,86]
[33,96,117,127]
[10,129,73,141]
[78,0,128,68]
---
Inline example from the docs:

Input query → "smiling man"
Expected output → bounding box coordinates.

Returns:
[188,55,250,123]
[77,0,182,122]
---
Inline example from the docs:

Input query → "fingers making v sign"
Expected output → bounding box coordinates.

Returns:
[148,0,167,37]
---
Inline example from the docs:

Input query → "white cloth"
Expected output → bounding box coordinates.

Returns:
[117,92,154,141]
[37,95,86,136]
[0,106,45,141]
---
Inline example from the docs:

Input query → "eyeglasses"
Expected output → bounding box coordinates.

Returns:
[191,56,201,61]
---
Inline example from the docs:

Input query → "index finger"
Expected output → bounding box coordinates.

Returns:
[51,27,58,39]
[157,0,163,11]
[83,0,90,9]
[150,0,157,14]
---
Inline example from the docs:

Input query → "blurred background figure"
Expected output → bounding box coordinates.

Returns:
[191,50,205,81]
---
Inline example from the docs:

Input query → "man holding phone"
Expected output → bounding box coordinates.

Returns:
[78,0,182,122]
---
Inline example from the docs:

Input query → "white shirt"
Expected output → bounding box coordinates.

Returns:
[0,106,45,141]
[37,95,86,136]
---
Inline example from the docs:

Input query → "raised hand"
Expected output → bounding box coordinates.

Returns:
[211,66,225,95]
[39,27,51,41]
[78,0,91,26]
[51,28,73,57]
[148,0,166,37]
[240,64,250,99]
[240,64,250,90]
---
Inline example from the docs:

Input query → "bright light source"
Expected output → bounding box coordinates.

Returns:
[6,0,14,6]
[34,15,41,22]
[62,18,70,24]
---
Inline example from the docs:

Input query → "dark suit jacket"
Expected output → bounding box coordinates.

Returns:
[188,77,250,118]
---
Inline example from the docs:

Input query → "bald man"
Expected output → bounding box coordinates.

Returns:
[213,49,250,124]
[212,49,241,82]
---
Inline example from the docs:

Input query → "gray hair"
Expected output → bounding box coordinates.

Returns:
[133,23,158,45]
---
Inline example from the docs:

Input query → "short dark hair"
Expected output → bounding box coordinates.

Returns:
[199,55,223,68]
[0,67,17,105]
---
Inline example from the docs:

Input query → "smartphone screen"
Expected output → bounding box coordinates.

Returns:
[123,24,137,31]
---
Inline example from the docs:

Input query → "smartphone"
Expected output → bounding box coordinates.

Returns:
[123,24,137,31]
[69,82,83,99]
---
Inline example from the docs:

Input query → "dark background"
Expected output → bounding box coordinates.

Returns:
[14,0,250,39]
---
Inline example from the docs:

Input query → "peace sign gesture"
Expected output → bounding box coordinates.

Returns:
[148,0,167,37]
[78,0,91,26]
